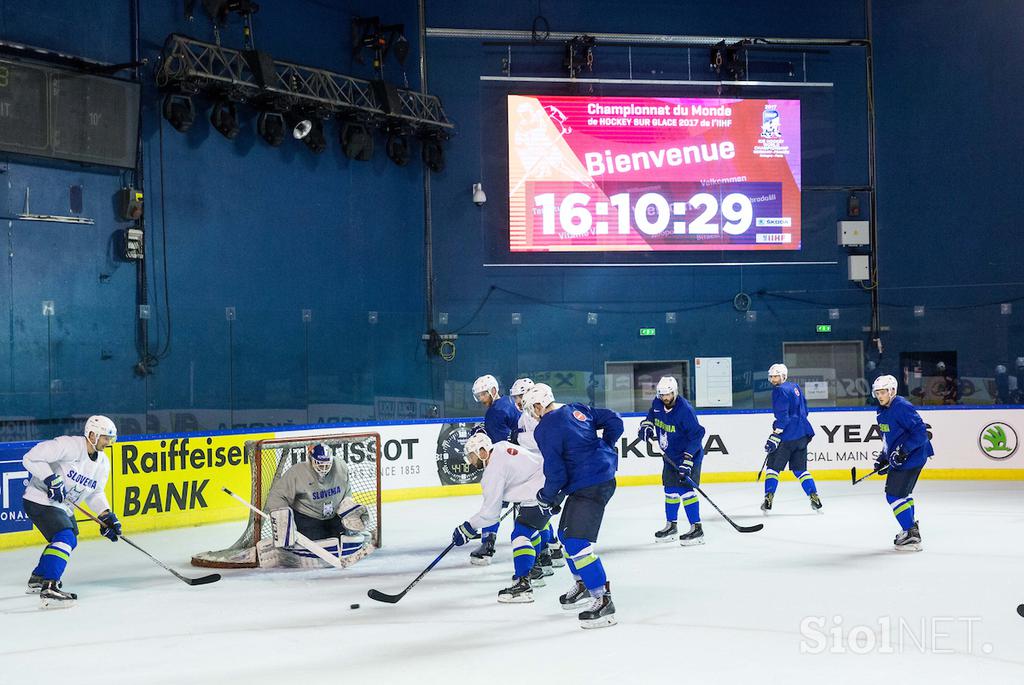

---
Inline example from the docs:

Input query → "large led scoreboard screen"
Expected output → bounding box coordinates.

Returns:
[507,95,801,253]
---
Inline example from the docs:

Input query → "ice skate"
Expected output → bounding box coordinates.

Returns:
[559,580,590,610]
[760,493,774,514]
[469,534,496,566]
[536,549,556,576]
[679,523,705,546]
[578,583,616,629]
[526,564,547,588]
[497,576,534,603]
[654,521,678,543]
[809,493,823,513]
[39,580,77,609]
[893,522,922,552]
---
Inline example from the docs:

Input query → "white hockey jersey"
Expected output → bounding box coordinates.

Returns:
[22,435,112,515]
[264,458,352,520]
[468,441,545,530]
[516,410,539,451]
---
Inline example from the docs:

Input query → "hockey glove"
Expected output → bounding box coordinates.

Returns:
[98,510,121,542]
[873,454,890,475]
[536,490,562,517]
[638,419,656,442]
[678,453,695,479]
[44,474,66,503]
[764,433,782,454]
[452,521,479,547]
[889,444,908,468]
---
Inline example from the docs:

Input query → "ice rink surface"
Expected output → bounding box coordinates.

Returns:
[2,480,1023,684]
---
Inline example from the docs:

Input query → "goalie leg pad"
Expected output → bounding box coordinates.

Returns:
[270,508,297,548]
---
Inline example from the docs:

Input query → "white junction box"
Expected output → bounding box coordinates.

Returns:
[838,220,870,247]
[848,254,870,281]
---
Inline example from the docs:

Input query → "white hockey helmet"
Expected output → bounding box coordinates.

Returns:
[768,363,788,380]
[509,377,535,398]
[472,374,499,402]
[84,415,117,444]
[872,374,899,400]
[463,432,493,465]
[521,382,555,419]
[655,376,678,398]
[309,443,333,477]
[996,364,1007,375]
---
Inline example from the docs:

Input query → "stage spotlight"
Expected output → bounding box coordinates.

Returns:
[257,111,286,147]
[391,34,410,65]
[286,112,313,140]
[162,94,195,133]
[341,121,374,161]
[302,117,327,154]
[210,98,240,139]
[385,131,410,166]
[421,136,445,172]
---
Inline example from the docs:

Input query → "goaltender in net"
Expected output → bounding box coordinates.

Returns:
[263,444,373,568]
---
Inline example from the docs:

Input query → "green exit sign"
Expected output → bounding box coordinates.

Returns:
[639,327,657,337]
[816,324,832,333]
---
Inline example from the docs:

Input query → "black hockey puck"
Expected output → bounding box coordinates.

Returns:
[350,603,360,610]
[1017,604,1024,618]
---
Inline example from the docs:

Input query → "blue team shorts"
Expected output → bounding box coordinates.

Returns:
[23,500,79,541]
[885,465,923,499]
[662,454,703,489]
[557,479,616,543]
[293,510,345,539]
[515,504,549,531]
[767,435,811,473]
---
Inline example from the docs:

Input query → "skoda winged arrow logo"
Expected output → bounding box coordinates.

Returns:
[979,422,1018,460]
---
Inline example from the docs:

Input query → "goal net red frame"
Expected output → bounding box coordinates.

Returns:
[192,432,382,568]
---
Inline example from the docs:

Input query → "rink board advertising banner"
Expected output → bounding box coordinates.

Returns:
[1,409,1021,549]
[507,95,801,252]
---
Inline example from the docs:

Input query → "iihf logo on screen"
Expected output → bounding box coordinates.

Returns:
[761,105,781,138]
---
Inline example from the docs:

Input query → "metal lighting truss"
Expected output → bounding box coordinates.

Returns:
[155,33,452,135]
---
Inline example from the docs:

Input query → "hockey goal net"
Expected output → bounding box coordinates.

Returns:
[191,432,382,568]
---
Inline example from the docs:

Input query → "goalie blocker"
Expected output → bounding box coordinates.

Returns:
[192,433,382,569]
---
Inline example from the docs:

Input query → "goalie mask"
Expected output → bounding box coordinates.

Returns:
[309,444,333,477]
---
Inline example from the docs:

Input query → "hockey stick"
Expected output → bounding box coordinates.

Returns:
[72,503,220,586]
[222,487,354,569]
[755,454,769,482]
[683,476,764,533]
[850,466,884,485]
[647,442,763,533]
[368,506,517,605]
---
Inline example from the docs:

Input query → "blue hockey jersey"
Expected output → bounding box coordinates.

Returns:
[876,396,933,470]
[771,381,815,442]
[535,403,622,502]
[644,396,705,466]
[483,395,521,443]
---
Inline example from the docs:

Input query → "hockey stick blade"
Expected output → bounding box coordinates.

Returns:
[367,588,404,604]
[1017,604,1024,618]
[73,503,221,586]
[851,466,857,484]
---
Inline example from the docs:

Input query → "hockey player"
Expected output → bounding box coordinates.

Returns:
[264,444,372,567]
[451,433,552,602]
[872,375,933,551]
[638,376,707,545]
[509,377,565,568]
[468,374,522,564]
[524,382,622,629]
[761,364,822,513]
[21,415,120,608]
